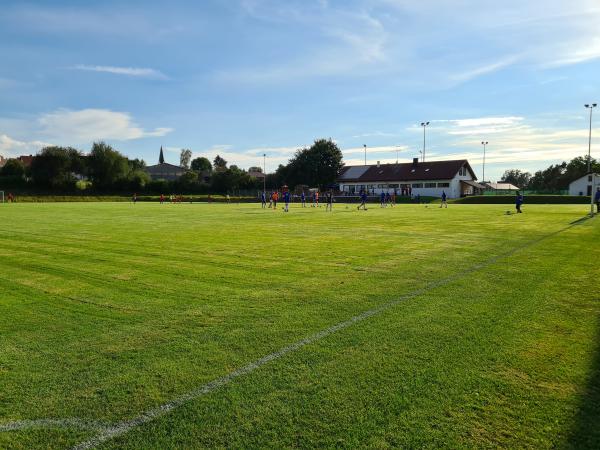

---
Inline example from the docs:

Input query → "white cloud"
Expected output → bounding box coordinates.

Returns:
[0,134,52,157]
[71,65,168,80]
[38,109,173,142]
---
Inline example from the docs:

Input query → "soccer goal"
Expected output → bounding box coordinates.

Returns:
[0,191,4,203]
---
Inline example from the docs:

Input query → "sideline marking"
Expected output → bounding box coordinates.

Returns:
[0,218,591,448]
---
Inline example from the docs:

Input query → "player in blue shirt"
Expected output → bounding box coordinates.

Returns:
[261,191,266,208]
[357,190,368,210]
[284,190,290,212]
[440,191,447,208]
[301,191,306,207]
[515,192,524,213]
[595,187,600,213]
[380,191,386,208]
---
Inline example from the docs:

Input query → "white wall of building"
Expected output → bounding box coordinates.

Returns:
[569,173,600,196]
[339,179,455,198]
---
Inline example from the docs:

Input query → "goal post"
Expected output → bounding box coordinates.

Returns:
[0,191,4,203]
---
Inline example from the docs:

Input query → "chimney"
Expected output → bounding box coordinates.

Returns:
[412,157,418,166]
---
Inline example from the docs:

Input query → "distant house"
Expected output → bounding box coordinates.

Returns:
[483,182,519,193]
[569,173,600,196]
[337,158,482,198]
[145,147,186,181]
[17,155,33,167]
[0,155,32,170]
[248,170,266,180]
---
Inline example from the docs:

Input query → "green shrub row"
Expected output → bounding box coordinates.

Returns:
[453,195,592,204]
[5,195,257,203]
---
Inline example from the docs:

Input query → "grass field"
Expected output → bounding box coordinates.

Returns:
[0,202,599,449]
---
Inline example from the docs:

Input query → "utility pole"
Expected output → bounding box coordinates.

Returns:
[363,144,367,165]
[263,153,266,195]
[481,141,488,183]
[585,103,597,216]
[420,122,430,162]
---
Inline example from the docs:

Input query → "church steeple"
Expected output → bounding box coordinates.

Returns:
[159,146,165,164]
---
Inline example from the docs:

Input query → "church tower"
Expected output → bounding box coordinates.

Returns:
[159,146,165,164]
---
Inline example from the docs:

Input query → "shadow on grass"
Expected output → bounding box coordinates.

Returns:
[566,317,600,449]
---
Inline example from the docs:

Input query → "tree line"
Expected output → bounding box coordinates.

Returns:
[501,155,600,192]
[0,138,344,194]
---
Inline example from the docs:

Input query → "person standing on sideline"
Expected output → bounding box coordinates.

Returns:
[357,189,368,210]
[594,187,600,213]
[284,189,290,212]
[325,189,333,211]
[132,193,138,204]
[390,191,396,207]
[515,192,524,213]
[315,191,320,207]
[440,191,448,208]
[160,193,164,204]
[380,191,386,208]
[272,191,278,209]
[261,191,267,208]
[301,191,306,207]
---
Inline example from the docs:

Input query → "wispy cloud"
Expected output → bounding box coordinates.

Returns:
[38,109,172,142]
[71,65,168,80]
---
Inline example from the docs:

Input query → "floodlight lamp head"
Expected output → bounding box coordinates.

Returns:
[594,103,598,107]
[585,104,590,108]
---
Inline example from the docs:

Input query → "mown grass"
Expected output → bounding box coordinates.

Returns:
[0,202,598,449]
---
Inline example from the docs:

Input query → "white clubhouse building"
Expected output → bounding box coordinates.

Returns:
[337,158,483,199]
[568,173,600,196]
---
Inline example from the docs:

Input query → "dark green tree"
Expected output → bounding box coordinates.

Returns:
[0,158,26,178]
[285,138,344,188]
[191,157,212,172]
[500,169,532,188]
[87,142,130,190]
[30,146,83,188]
[213,154,228,171]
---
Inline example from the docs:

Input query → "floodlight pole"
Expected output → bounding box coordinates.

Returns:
[420,121,430,162]
[481,141,488,183]
[363,144,367,165]
[585,103,597,216]
[263,153,266,194]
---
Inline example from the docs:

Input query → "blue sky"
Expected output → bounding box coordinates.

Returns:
[1,0,599,181]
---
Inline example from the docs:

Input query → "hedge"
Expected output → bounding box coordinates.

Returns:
[453,195,592,204]
[5,195,257,203]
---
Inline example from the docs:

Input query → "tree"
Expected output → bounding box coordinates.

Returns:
[30,146,83,188]
[129,158,146,172]
[0,158,26,178]
[180,149,192,169]
[191,157,212,172]
[87,142,130,190]
[210,166,253,193]
[284,138,344,188]
[500,169,531,188]
[213,155,228,171]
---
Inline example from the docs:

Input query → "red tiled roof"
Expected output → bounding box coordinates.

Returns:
[338,159,476,182]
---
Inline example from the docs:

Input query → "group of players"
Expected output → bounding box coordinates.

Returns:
[258,188,450,212]
[261,189,335,212]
